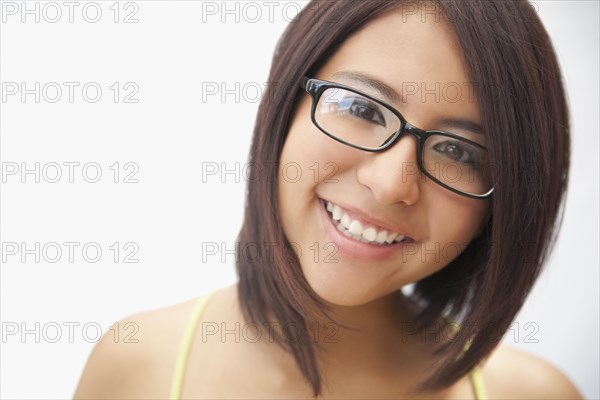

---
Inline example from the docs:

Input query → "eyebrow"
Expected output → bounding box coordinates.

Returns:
[330,70,484,135]
[331,70,405,104]
[435,117,483,135]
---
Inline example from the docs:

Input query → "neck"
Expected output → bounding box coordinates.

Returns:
[311,290,425,368]
[239,285,443,396]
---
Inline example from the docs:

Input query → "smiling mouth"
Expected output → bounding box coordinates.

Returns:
[320,199,414,246]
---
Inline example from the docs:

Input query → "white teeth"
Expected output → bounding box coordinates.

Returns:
[375,230,388,244]
[340,214,351,229]
[348,220,363,235]
[385,232,398,244]
[324,200,409,245]
[362,227,377,242]
[332,205,342,221]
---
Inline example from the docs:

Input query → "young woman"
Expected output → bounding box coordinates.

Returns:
[75,1,583,398]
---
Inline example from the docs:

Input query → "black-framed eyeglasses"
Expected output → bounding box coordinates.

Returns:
[300,77,494,199]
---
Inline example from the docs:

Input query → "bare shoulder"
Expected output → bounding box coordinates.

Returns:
[480,343,583,399]
[73,288,226,399]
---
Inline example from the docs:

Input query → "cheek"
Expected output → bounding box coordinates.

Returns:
[396,199,489,284]
[277,118,322,243]
[283,95,365,172]
[279,107,360,203]
[428,195,490,250]
[277,105,362,247]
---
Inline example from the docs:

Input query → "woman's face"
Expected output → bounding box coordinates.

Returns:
[278,10,490,306]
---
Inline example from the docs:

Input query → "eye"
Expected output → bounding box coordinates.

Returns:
[432,140,479,165]
[339,97,387,127]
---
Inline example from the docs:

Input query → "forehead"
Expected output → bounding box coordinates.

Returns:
[313,9,480,125]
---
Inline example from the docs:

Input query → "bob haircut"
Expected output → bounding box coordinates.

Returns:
[235,0,569,396]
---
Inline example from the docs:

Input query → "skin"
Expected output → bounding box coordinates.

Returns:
[277,6,491,373]
[279,8,489,308]
[74,10,584,400]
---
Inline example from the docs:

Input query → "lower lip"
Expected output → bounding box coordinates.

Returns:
[317,198,416,262]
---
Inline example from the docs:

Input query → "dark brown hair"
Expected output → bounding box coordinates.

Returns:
[235,0,569,396]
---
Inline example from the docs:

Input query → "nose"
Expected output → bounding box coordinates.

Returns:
[356,134,421,206]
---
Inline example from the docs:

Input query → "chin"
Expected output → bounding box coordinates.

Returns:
[299,259,391,307]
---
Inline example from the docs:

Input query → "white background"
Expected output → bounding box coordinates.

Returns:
[0,1,598,398]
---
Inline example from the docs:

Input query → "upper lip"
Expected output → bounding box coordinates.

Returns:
[320,198,418,241]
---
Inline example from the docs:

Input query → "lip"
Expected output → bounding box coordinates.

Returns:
[321,198,416,240]
[317,198,418,262]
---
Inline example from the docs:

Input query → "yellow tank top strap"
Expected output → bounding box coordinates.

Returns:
[169,291,216,400]
[169,294,487,399]
[470,365,488,400]
[443,312,487,400]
